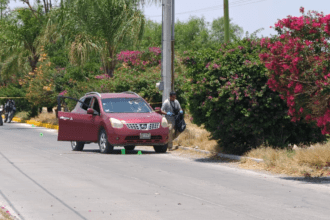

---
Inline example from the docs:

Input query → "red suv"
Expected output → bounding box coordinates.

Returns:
[57,92,169,153]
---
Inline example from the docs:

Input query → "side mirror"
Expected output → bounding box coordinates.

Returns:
[87,108,94,115]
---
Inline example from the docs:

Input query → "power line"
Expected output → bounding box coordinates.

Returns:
[177,0,263,14]
[173,0,252,14]
[147,0,268,18]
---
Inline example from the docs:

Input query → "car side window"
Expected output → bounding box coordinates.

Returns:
[81,97,92,111]
[93,98,100,113]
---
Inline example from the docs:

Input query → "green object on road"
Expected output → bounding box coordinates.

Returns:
[137,151,142,155]
[40,133,43,137]
[121,149,125,155]
[32,124,35,127]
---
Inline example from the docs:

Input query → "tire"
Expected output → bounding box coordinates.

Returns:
[98,129,114,154]
[124,146,135,151]
[153,144,168,153]
[71,141,85,151]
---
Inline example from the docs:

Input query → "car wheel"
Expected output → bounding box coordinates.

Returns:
[124,146,135,151]
[98,129,114,154]
[153,144,168,153]
[71,141,85,151]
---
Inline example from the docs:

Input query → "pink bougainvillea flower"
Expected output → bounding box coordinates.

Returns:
[300,7,304,13]
[95,74,111,80]
[59,90,67,96]
[294,83,303,93]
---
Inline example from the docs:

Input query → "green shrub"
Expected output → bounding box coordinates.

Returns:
[0,85,32,112]
[183,39,325,155]
[16,111,30,120]
[65,66,187,110]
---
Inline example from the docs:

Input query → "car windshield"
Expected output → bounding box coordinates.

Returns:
[102,98,152,113]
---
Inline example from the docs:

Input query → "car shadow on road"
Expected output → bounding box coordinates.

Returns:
[190,154,239,164]
[82,149,157,155]
[279,177,330,184]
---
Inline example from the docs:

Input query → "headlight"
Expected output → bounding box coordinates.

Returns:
[110,118,125,129]
[161,117,169,128]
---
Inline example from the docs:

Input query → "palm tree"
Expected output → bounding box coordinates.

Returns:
[0,0,9,19]
[0,7,45,82]
[58,0,151,77]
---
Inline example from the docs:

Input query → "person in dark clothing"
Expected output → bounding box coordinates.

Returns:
[0,104,3,126]
[5,99,16,123]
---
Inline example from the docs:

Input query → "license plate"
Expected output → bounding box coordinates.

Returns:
[140,133,151,139]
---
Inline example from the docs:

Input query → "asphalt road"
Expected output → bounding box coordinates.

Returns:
[1,122,330,220]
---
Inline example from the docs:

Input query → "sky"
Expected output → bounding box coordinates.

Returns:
[8,0,330,37]
[143,0,330,37]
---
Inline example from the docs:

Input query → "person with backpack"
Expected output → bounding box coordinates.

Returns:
[160,91,186,151]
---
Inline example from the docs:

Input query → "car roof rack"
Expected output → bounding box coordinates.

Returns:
[85,92,101,97]
[121,91,141,97]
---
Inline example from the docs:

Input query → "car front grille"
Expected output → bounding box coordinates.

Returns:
[125,135,162,140]
[126,123,160,130]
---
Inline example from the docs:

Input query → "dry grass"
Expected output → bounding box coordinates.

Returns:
[31,112,58,125]
[15,111,30,121]
[173,114,221,153]
[240,144,330,177]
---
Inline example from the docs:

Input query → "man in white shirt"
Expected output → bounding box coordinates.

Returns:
[160,91,183,150]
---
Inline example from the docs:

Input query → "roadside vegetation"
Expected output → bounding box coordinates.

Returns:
[173,114,220,153]
[0,207,13,220]
[1,1,330,177]
[241,143,330,177]
[30,112,58,125]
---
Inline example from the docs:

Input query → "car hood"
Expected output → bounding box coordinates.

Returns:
[106,112,163,123]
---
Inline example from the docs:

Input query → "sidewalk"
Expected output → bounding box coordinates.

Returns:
[1,115,58,130]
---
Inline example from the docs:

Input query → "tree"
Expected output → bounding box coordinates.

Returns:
[138,16,245,52]
[19,0,53,14]
[123,19,162,51]
[260,8,330,134]
[0,7,45,81]
[175,17,211,51]
[211,17,243,43]
[0,0,9,19]
[64,0,145,77]
[183,39,325,154]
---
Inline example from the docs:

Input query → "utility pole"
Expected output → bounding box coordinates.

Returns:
[224,0,230,43]
[171,0,175,92]
[161,0,172,103]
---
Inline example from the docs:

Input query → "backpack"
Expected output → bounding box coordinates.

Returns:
[174,112,186,132]
[170,101,179,116]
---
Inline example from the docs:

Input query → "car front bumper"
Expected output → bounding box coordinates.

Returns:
[106,126,169,146]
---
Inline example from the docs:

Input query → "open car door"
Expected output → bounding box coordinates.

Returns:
[57,96,98,142]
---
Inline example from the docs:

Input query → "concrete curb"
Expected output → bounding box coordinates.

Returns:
[2,115,59,130]
[178,146,264,163]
